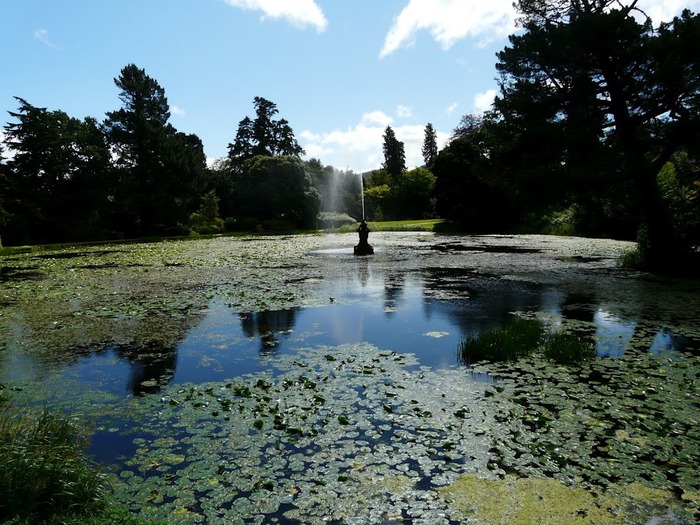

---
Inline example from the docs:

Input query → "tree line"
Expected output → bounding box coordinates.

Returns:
[429,0,700,272]
[0,65,338,245]
[1,0,699,274]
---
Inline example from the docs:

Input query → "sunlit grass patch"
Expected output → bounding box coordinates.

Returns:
[336,218,445,233]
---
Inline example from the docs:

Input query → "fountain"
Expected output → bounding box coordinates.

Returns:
[354,174,374,255]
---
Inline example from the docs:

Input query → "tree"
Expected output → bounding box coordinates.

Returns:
[432,132,513,231]
[395,167,436,218]
[422,123,438,168]
[228,97,304,162]
[2,98,110,244]
[495,1,700,269]
[102,64,206,236]
[382,126,406,178]
[235,156,321,229]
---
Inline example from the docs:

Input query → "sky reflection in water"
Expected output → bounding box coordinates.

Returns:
[32,265,692,400]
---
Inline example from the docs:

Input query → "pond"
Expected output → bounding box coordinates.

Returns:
[1,233,699,524]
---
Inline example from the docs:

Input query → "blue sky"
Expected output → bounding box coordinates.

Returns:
[1,0,697,172]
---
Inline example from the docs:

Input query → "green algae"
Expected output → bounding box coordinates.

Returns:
[442,474,685,525]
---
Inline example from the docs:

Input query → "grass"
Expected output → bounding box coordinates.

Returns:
[0,394,162,525]
[459,317,597,365]
[335,218,446,233]
[460,317,544,363]
[543,332,596,364]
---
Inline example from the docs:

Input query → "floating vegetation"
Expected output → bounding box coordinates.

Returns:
[470,347,700,522]
[442,474,687,525]
[107,344,496,524]
[2,233,699,524]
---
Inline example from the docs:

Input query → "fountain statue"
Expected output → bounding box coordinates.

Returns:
[354,220,374,255]
[354,174,374,255]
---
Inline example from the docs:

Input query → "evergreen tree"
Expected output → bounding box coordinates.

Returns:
[102,64,206,236]
[2,98,110,244]
[228,97,304,162]
[495,1,700,269]
[382,126,405,178]
[421,123,438,168]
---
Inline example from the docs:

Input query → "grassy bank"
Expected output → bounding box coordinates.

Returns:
[0,392,161,525]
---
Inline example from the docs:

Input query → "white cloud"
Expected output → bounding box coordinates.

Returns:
[380,0,515,58]
[301,116,450,172]
[473,89,496,113]
[171,105,186,117]
[224,0,328,32]
[445,102,459,115]
[1,131,16,162]
[636,0,700,24]
[360,110,393,127]
[396,105,413,118]
[33,28,58,49]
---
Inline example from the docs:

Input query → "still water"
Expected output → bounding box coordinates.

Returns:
[6,261,692,402]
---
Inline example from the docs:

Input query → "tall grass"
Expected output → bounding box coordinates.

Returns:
[459,317,596,365]
[0,403,105,521]
[542,332,596,364]
[460,317,544,363]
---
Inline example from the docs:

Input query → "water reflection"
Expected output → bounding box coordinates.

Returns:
[239,309,298,352]
[2,261,698,399]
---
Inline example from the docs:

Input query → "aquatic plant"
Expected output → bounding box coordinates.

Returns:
[459,317,544,363]
[542,331,596,364]
[460,318,597,365]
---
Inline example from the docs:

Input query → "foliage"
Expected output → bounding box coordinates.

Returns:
[234,156,321,229]
[305,159,362,218]
[0,65,209,245]
[542,332,596,364]
[1,98,111,245]
[381,125,406,178]
[102,64,208,238]
[227,97,304,163]
[188,190,224,234]
[421,122,438,168]
[459,317,544,363]
[460,317,596,365]
[0,403,104,522]
[432,132,513,231]
[318,212,356,229]
[657,150,700,248]
[393,166,436,219]
[495,2,700,270]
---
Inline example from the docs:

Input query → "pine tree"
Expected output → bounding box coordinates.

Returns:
[421,123,438,167]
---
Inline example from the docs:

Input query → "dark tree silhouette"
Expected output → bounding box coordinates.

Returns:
[382,125,406,179]
[422,123,438,168]
[228,97,304,162]
[495,1,700,269]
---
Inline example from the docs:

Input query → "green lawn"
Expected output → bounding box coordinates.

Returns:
[335,218,447,233]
